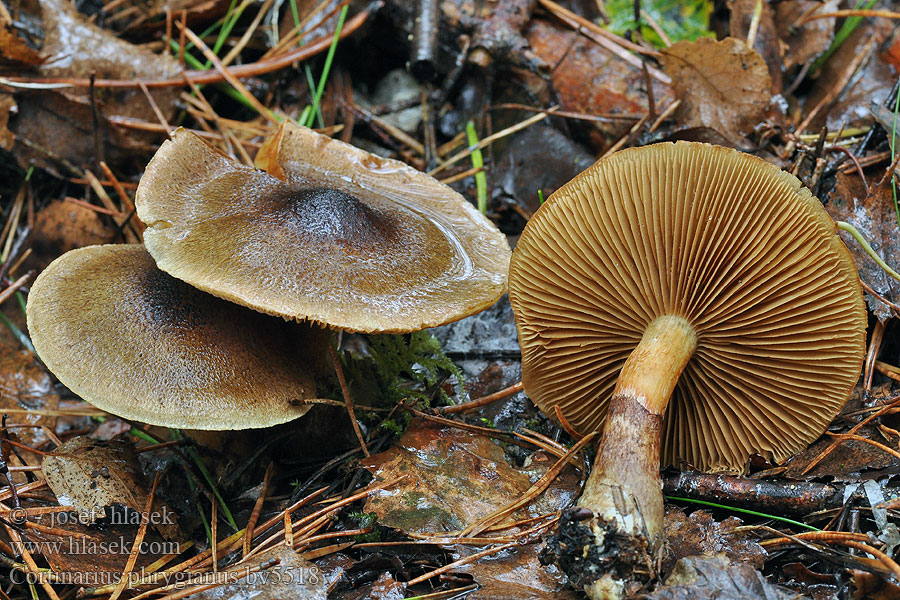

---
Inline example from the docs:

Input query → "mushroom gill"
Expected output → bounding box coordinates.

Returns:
[509,141,867,598]
[511,141,866,473]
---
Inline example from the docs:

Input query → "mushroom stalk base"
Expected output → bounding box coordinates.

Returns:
[546,315,697,600]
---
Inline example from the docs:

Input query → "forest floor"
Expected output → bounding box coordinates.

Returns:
[1,0,900,598]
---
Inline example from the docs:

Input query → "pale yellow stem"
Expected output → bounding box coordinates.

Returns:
[613,315,697,414]
[573,315,697,600]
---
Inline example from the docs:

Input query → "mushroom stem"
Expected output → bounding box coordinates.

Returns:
[567,315,697,599]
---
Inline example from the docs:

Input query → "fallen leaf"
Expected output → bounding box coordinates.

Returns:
[782,425,896,479]
[31,200,117,266]
[41,435,180,540]
[526,18,673,149]
[660,36,771,145]
[22,510,177,586]
[774,0,839,71]
[0,95,15,150]
[5,0,182,173]
[491,124,595,214]
[800,16,894,132]
[335,571,405,600]
[0,342,59,474]
[648,554,796,600]
[728,0,782,93]
[0,2,44,67]
[360,418,580,534]
[314,552,355,592]
[826,172,900,321]
[852,569,900,600]
[455,542,579,599]
[663,509,766,574]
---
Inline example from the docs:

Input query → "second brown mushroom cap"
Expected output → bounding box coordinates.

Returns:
[26,244,320,429]
[136,122,511,333]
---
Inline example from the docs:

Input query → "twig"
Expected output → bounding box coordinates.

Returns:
[796,38,874,134]
[177,24,279,124]
[84,171,140,243]
[439,381,523,414]
[826,431,900,463]
[489,103,642,123]
[801,395,900,475]
[553,404,584,440]
[329,345,369,458]
[537,0,670,84]
[538,0,659,57]
[462,432,595,537]
[0,8,372,89]
[109,471,162,600]
[0,271,33,309]
[221,0,274,67]
[859,279,900,317]
[438,165,484,186]
[799,9,900,24]
[348,102,425,156]
[662,471,870,516]
[827,145,869,194]
[648,99,680,132]
[243,463,273,557]
[864,319,885,391]
[404,541,519,586]
[138,81,173,137]
[877,361,900,383]
[410,0,440,81]
[639,9,671,47]
[99,161,144,238]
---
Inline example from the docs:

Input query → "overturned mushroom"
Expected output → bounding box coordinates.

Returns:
[26,244,323,430]
[135,122,511,333]
[508,142,867,598]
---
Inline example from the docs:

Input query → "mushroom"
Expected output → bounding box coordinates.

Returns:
[135,122,511,333]
[26,244,323,430]
[507,142,867,598]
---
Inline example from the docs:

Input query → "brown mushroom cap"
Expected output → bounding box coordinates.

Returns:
[26,244,321,430]
[135,124,510,333]
[509,141,867,472]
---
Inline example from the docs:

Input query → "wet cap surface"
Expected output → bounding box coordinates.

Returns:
[136,124,511,333]
[26,244,319,430]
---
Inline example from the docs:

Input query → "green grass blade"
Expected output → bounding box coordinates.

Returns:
[289,0,301,29]
[810,0,877,76]
[208,0,251,67]
[304,65,325,128]
[836,221,900,281]
[302,5,348,128]
[666,496,821,531]
[466,121,487,213]
[170,429,239,532]
[0,311,34,354]
[186,471,213,544]
[167,39,267,112]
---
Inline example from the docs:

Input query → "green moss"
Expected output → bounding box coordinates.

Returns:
[343,331,464,434]
[606,0,713,49]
